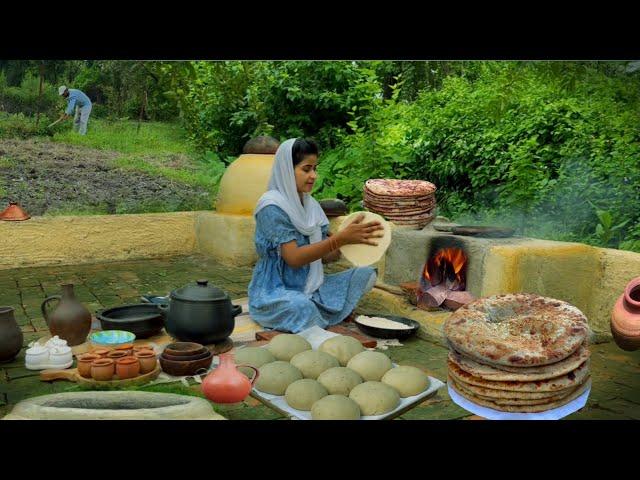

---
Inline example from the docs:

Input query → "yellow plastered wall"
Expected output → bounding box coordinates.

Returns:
[0,212,197,270]
[195,212,258,267]
[481,240,620,339]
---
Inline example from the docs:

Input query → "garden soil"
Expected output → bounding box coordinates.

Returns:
[0,138,211,215]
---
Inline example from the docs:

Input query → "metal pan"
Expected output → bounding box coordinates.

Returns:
[451,226,515,238]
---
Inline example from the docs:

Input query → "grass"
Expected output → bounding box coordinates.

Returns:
[52,119,228,194]
[52,119,193,156]
[51,118,228,210]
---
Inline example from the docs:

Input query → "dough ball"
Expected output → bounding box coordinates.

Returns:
[381,366,430,397]
[290,350,340,379]
[311,395,361,420]
[319,335,365,366]
[317,367,363,395]
[255,361,303,395]
[234,347,276,378]
[349,381,400,416]
[284,379,329,411]
[267,334,312,361]
[346,350,393,381]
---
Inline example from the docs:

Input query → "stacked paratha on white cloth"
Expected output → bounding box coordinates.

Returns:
[363,179,437,229]
[443,293,592,413]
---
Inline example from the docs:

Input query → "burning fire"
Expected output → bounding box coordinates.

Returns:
[423,247,468,290]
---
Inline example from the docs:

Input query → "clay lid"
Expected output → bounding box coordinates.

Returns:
[78,353,100,361]
[0,202,30,221]
[134,349,155,357]
[92,358,114,366]
[242,136,280,155]
[116,356,139,365]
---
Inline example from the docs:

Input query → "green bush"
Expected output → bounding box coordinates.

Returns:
[0,73,60,117]
[314,62,640,250]
[0,112,66,139]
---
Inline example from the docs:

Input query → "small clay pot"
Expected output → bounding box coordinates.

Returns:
[134,350,157,374]
[116,356,140,379]
[115,343,134,356]
[133,344,154,354]
[107,350,128,362]
[611,277,640,351]
[77,353,100,378]
[91,347,111,358]
[91,358,115,381]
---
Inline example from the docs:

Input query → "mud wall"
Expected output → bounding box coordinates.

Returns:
[0,212,197,269]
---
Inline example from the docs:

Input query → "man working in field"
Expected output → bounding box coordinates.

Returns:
[49,86,93,135]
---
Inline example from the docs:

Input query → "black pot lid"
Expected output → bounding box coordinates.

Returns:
[171,280,229,302]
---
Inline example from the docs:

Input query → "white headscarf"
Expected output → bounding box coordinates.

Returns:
[254,138,329,296]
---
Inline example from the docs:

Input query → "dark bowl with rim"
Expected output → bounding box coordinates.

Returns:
[161,350,210,362]
[354,314,420,340]
[163,342,206,357]
[96,304,165,339]
[159,350,213,376]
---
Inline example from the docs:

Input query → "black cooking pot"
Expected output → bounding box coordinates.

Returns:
[159,279,241,345]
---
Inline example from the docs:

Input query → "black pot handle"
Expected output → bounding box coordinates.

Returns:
[232,304,242,317]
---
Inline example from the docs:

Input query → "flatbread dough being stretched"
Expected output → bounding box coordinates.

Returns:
[338,211,391,267]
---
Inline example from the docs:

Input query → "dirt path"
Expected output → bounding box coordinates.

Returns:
[0,138,211,215]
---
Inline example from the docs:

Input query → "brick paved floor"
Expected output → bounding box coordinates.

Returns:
[1,254,639,420]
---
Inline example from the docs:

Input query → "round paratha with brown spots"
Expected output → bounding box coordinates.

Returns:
[448,344,590,381]
[449,377,591,413]
[443,293,588,367]
[365,179,437,197]
[448,358,590,393]
[448,375,585,405]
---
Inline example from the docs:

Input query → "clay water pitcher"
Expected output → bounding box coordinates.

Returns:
[201,352,259,403]
[0,306,24,362]
[41,284,92,346]
[611,276,640,351]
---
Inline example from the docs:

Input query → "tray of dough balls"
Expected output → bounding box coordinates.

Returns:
[238,325,444,420]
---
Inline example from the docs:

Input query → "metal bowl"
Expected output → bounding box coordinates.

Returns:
[354,314,420,340]
[96,304,165,339]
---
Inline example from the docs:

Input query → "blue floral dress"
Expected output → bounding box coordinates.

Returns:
[248,205,376,333]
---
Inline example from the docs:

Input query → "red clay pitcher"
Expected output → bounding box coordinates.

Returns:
[611,276,640,351]
[201,352,259,403]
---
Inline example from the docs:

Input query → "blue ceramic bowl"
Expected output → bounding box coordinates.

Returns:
[90,330,136,347]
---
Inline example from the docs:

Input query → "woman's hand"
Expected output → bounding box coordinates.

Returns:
[335,214,385,247]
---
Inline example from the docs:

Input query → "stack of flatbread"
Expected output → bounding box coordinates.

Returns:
[363,179,437,229]
[443,293,592,413]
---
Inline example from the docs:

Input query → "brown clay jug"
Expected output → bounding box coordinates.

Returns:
[611,276,640,351]
[41,284,92,346]
[0,306,23,362]
[201,352,259,403]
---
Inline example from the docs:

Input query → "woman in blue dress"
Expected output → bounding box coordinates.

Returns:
[248,138,385,333]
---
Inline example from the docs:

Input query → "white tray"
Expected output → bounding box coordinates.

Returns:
[448,383,591,420]
[248,325,445,420]
[253,373,444,420]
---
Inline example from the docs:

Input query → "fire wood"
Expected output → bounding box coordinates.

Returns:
[399,281,419,305]
[418,284,448,309]
[444,290,475,310]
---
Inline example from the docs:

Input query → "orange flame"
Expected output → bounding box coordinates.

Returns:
[424,247,467,287]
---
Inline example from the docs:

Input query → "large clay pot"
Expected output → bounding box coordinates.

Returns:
[611,277,640,351]
[0,306,23,363]
[41,284,92,347]
[201,352,259,404]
